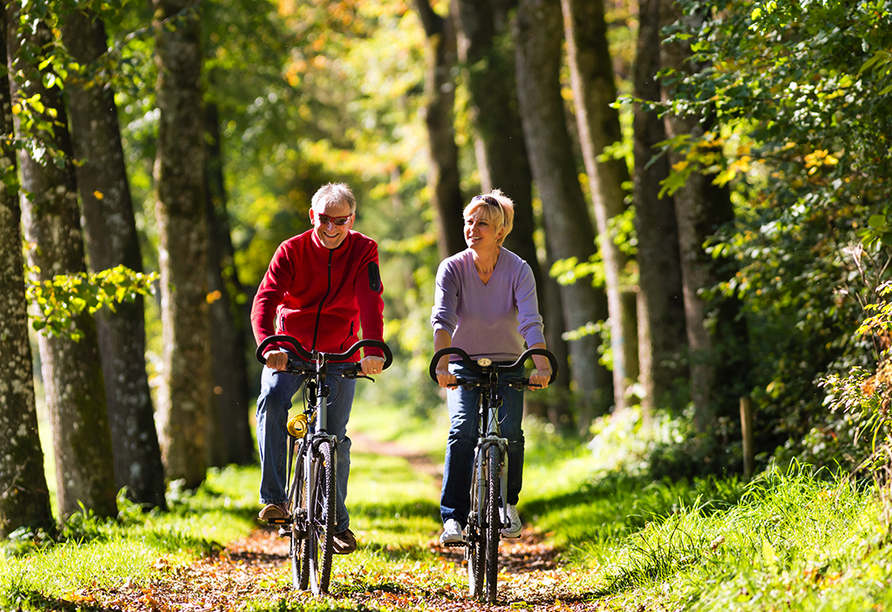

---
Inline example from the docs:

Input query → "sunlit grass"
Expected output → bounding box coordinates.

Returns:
[0,466,258,608]
[10,396,892,611]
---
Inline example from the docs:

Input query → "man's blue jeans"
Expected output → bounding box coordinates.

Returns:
[440,362,525,526]
[256,357,356,533]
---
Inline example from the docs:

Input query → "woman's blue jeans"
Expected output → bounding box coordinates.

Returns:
[256,357,356,533]
[440,362,525,526]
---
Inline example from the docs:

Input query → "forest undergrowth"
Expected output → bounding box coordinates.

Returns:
[2,401,892,611]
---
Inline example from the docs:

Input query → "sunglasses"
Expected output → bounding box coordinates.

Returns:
[316,213,353,226]
[471,194,499,207]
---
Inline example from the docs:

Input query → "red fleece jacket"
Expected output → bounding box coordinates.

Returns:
[251,229,385,361]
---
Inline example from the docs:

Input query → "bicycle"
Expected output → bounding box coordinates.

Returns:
[428,346,558,603]
[255,334,393,595]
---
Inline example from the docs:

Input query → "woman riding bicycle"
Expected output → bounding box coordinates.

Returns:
[431,190,552,545]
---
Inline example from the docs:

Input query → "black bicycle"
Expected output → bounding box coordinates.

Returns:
[428,346,558,603]
[256,334,393,595]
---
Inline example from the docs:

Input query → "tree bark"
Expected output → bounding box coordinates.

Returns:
[451,0,542,283]
[415,0,465,258]
[154,0,210,488]
[660,0,750,431]
[514,0,613,432]
[6,5,117,519]
[632,0,687,415]
[0,7,54,536]
[61,6,167,509]
[452,0,572,428]
[562,0,639,411]
[204,99,253,467]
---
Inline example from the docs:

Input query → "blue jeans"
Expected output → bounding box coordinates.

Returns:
[440,362,525,526]
[256,356,356,533]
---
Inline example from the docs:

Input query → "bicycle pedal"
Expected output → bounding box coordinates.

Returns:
[266,517,291,526]
[442,541,465,548]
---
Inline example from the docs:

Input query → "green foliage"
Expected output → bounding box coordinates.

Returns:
[649,0,892,459]
[25,265,157,340]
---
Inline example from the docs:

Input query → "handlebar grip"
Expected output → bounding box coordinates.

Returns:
[429,346,480,383]
[255,334,312,364]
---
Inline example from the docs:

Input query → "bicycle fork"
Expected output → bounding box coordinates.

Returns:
[474,435,508,531]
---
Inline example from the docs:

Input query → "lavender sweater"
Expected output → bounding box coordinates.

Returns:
[431,248,546,361]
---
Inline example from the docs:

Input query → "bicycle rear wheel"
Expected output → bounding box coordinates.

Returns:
[306,439,336,595]
[484,444,500,603]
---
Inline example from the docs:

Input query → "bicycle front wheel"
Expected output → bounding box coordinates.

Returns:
[305,439,336,595]
[290,441,308,590]
[484,444,500,603]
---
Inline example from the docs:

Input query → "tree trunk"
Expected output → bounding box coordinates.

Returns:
[416,0,465,258]
[660,0,750,431]
[204,100,253,467]
[451,0,542,280]
[154,0,210,488]
[562,0,639,411]
[0,8,54,536]
[514,0,613,432]
[632,0,687,415]
[6,5,117,519]
[453,0,573,428]
[61,6,167,509]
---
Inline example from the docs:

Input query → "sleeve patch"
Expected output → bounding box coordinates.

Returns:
[368,262,382,292]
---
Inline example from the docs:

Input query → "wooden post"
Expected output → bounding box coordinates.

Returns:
[740,396,754,480]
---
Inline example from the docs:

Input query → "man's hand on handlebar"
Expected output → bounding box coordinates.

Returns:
[360,355,386,376]
[264,350,289,371]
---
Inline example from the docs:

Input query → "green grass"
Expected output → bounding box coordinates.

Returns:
[0,465,258,609]
[7,397,892,610]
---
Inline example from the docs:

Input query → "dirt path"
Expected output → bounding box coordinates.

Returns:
[71,435,590,611]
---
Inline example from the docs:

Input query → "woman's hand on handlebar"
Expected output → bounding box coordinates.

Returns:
[528,368,551,389]
[360,355,386,376]
[528,351,552,389]
[264,350,289,371]
[435,354,457,388]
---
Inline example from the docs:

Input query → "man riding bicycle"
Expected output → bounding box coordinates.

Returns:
[251,182,386,555]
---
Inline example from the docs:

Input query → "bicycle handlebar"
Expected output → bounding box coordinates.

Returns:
[255,334,394,372]
[428,346,558,386]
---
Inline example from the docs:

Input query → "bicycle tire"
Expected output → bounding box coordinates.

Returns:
[306,440,336,594]
[466,452,485,597]
[484,444,500,603]
[291,441,310,591]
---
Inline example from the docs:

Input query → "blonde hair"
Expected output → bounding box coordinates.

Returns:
[463,189,515,246]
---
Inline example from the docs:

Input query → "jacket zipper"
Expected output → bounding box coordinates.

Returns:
[310,249,333,352]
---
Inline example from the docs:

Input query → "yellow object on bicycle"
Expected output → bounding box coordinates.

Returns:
[287,413,309,438]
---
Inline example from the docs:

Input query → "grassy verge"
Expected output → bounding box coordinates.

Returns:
[0,465,258,609]
[6,398,892,610]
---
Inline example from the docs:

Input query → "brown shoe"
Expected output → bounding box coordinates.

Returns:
[258,502,288,521]
[332,528,357,554]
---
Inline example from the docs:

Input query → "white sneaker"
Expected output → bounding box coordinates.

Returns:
[500,504,522,538]
[440,518,464,545]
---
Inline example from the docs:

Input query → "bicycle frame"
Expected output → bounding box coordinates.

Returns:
[429,346,558,603]
[256,334,392,595]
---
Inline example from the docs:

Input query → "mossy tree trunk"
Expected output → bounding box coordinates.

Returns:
[153,0,210,489]
[0,7,54,536]
[60,5,167,509]
[6,3,117,520]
